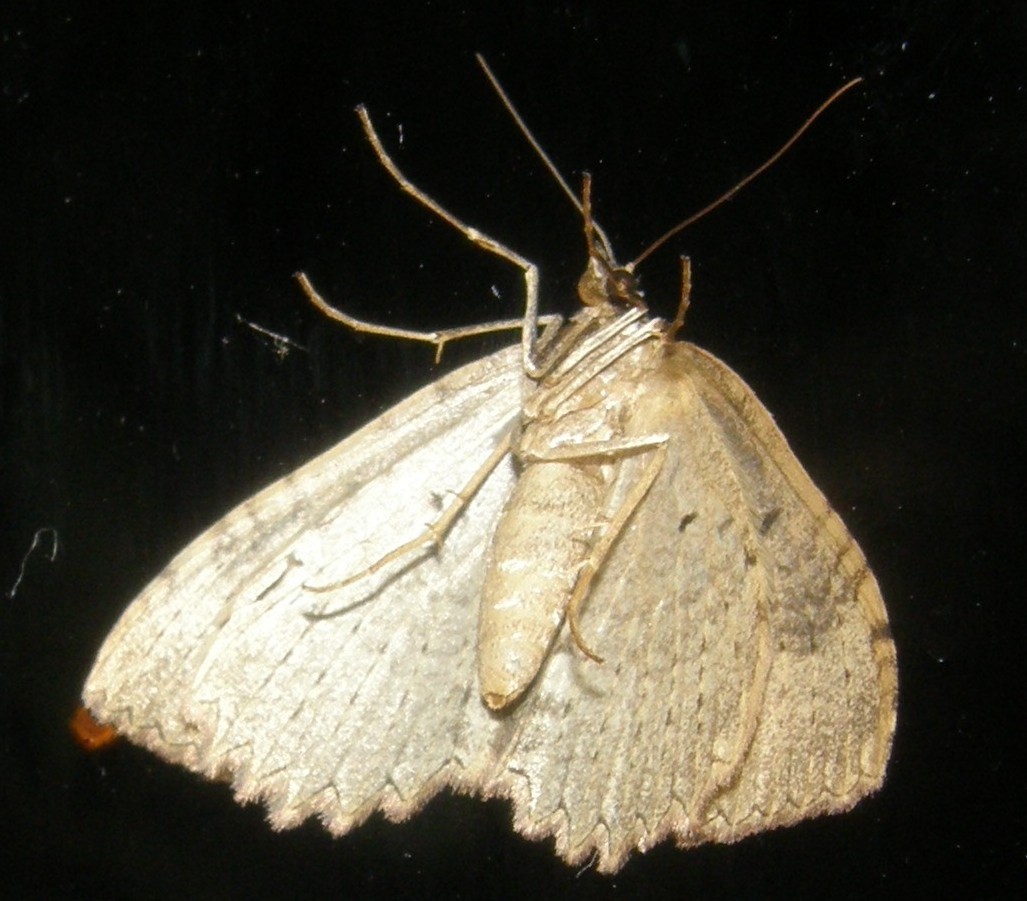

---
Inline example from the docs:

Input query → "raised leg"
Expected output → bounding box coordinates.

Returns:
[295,272,533,363]
[293,100,567,366]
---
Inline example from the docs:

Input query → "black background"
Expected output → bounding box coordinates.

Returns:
[2,2,1023,898]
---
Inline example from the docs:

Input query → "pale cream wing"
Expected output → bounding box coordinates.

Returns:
[83,345,524,831]
[474,341,896,873]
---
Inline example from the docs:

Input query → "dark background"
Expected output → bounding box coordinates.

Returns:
[1,2,1022,898]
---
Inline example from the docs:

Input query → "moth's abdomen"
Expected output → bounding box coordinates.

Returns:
[479,461,603,710]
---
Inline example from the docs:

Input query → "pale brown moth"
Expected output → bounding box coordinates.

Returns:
[83,57,897,873]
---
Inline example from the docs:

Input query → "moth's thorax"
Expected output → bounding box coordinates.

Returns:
[519,302,666,452]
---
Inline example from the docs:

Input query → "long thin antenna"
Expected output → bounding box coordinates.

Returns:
[630,77,864,269]
[475,53,617,263]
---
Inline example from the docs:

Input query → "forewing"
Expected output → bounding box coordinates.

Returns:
[84,345,523,831]
[474,342,896,872]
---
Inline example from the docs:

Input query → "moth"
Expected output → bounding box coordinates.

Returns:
[83,58,897,873]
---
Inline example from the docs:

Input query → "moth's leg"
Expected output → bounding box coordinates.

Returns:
[692,575,772,818]
[525,310,601,381]
[353,106,555,374]
[522,433,669,464]
[526,306,656,393]
[565,442,669,663]
[296,273,558,364]
[533,312,566,360]
[521,434,670,662]
[533,314,663,415]
[304,430,514,606]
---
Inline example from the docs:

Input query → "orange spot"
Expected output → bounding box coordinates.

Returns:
[69,705,119,751]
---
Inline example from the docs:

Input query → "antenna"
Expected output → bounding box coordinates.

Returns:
[475,54,863,277]
[630,77,864,269]
[475,54,617,264]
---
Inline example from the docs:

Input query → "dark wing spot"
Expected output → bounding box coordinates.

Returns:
[677,511,698,533]
[759,507,782,536]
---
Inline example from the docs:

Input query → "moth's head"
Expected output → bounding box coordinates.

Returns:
[573,169,646,313]
[576,253,645,312]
